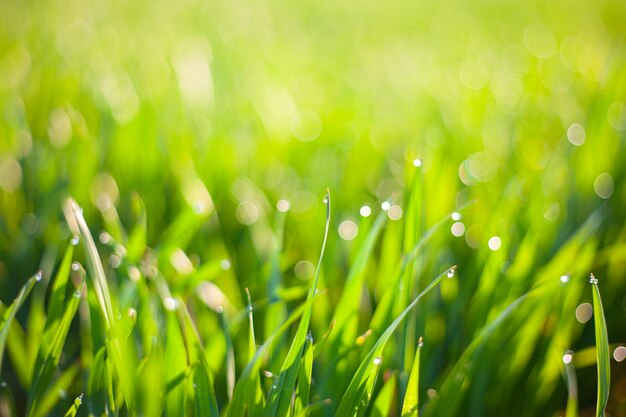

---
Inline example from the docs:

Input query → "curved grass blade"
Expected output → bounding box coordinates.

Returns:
[263,190,331,417]
[65,198,136,413]
[245,288,264,415]
[590,274,609,417]
[0,271,41,379]
[63,393,83,417]
[402,337,423,417]
[336,266,456,417]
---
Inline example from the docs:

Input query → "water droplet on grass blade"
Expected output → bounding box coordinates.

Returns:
[373,357,383,365]
[163,297,178,311]
[451,212,462,221]
[560,274,570,283]
[71,262,81,271]
[35,270,43,281]
[323,194,329,204]
[589,273,598,285]
[413,158,422,167]
[562,350,574,364]
[381,201,391,211]
[71,235,80,245]
[418,336,424,347]
[447,266,457,278]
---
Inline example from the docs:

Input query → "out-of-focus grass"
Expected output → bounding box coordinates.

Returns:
[1,0,626,415]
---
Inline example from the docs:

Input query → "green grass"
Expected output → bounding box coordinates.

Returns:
[1,0,626,415]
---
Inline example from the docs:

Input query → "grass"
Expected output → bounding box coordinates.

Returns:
[1,0,626,415]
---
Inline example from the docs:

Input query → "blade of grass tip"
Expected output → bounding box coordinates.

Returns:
[0,270,41,379]
[245,288,265,414]
[63,394,83,417]
[262,190,331,417]
[336,266,456,417]
[402,337,423,417]
[562,350,579,417]
[590,273,610,417]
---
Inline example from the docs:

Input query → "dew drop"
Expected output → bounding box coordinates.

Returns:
[71,235,80,245]
[413,158,422,167]
[35,270,43,281]
[418,336,424,347]
[562,351,573,364]
[447,267,456,278]
[359,205,372,217]
[163,297,178,311]
[381,201,391,211]
[71,262,81,271]
[306,331,314,343]
[560,274,570,284]
[220,259,231,270]
[323,194,329,204]
[73,290,81,299]
[246,304,253,314]
[589,273,598,285]
[373,357,383,365]
[451,212,462,221]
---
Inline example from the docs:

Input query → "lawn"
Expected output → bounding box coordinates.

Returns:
[0,0,625,415]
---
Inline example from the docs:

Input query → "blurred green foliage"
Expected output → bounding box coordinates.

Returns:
[1,0,626,415]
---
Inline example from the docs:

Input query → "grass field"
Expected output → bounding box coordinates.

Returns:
[1,0,626,415]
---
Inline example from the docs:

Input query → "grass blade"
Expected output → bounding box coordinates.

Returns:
[372,372,397,417]
[293,333,314,415]
[336,266,456,417]
[27,283,83,417]
[590,273,610,417]
[263,190,331,417]
[63,393,83,417]
[0,271,41,379]
[402,336,423,417]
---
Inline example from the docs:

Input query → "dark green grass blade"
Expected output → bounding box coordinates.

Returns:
[402,336,422,417]
[336,266,456,417]
[27,284,83,417]
[590,274,609,417]
[263,191,331,417]
[63,393,83,417]
[0,271,41,379]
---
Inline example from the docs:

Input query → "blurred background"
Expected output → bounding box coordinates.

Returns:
[1,0,626,415]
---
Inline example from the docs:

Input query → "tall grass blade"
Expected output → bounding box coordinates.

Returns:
[262,191,331,417]
[590,274,609,417]
[65,198,136,413]
[402,336,423,417]
[336,266,456,417]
